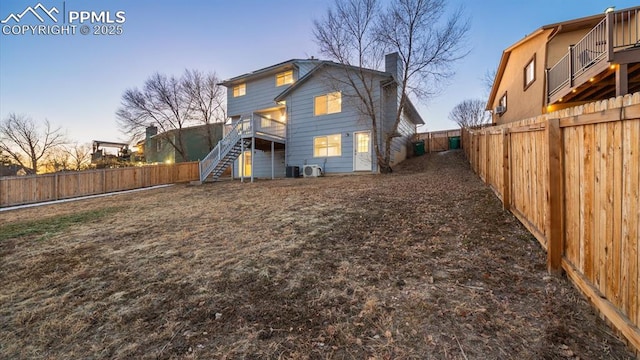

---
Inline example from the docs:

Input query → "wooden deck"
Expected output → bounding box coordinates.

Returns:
[547,7,640,105]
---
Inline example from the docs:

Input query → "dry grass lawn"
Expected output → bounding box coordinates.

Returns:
[0,150,635,359]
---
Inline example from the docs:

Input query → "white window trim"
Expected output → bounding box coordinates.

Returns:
[313,134,342,157]
[276,70,293,87]
[314,91,342,116]
[524,55,536,90]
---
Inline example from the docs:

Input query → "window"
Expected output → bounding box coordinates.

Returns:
[314,92,341,116]
[524,55,535,90]
[156,138,162,152]
[497,92,507,115]
[314,134,342,157]
[356,132,369,153]
[276,70,293,86]
[233,83,246,97]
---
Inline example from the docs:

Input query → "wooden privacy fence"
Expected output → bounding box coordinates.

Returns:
[0,162,199,208]
[416,129,461,152]
[462,94,640,353]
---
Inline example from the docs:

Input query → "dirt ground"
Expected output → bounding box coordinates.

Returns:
[0,150,635,359]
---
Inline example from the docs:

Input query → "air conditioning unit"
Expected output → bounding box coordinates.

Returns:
[495,105,506,115]
[303,164,323,177]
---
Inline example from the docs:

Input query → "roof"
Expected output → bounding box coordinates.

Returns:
[218,59,322,86]
[150,123,223,139]
[274,61,391,102]
[92,140,129,148]
[403,97,425,125]
[274,61,424,125]
[486,10,610,109]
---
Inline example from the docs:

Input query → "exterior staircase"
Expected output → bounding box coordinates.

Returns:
[199,119,249,182]
[198,112,286,182]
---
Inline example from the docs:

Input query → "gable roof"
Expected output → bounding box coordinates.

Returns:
[273,61,391,102]
[274,61,424,125]
[218,59,322,87]
[486,10,608,109]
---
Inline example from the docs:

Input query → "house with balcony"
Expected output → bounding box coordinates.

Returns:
[487,6,640,124]
[198,53,424,182]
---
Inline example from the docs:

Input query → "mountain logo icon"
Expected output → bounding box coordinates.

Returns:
[1,3,59,24]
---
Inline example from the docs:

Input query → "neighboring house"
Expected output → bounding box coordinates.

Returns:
[199,53,424,181]
[141,123,224,164]
[91,140,131,165]
[0,164,27,177]
[487,6,640,125]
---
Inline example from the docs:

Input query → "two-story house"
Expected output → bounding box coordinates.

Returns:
[198,53,424,182]
[487,6,640,125]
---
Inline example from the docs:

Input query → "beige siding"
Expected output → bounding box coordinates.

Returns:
[491,30,552,125]
[546,28,592,66]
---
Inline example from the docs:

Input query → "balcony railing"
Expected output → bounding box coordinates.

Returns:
[237,113,286,140]
[547,7,639,100]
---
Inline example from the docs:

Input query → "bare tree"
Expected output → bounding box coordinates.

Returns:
[45,147,71,173]
[0,113,66,174]
[116,72,194,161]
[117,70,226,160]
[449,99,491,129]
[0,149,12,166]
[182,70,226,151]
[482,68,497,97]
[314,0,469,172]
[313,0,387,169]
[66,143,92,170]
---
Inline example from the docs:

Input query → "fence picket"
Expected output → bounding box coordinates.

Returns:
[460,97,640,352]
[0,162,200,208]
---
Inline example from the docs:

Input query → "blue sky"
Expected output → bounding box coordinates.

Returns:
[1,0,638,144]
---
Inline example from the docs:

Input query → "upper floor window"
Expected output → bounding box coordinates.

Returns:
[314,91,341,116]
[524,55,535,90]
[233,83,246,97]
[276,70,294,86]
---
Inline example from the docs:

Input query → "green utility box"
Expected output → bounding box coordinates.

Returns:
[413,140,425,156]
[449,136,461,150]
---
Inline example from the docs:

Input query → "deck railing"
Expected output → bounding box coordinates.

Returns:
[571,17,607,79]
[251,114,286,139]
[547,6,639,100]
[548,53,571,97]
[612,7,640,49]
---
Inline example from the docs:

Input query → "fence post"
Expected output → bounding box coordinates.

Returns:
[102,169,107,194]
[54,173,59,201]
[486,132,491,181]
[470,133,475,171]
[547,118,564,274]
[502,128,511,210]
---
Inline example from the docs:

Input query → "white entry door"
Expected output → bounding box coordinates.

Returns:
[353,131,372,171]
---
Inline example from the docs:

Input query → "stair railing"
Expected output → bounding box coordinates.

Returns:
[199,118,246,182]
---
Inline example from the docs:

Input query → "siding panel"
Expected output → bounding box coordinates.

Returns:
[284,67,382,173]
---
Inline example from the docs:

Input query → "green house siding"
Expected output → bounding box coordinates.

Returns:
[145,124,224,164]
